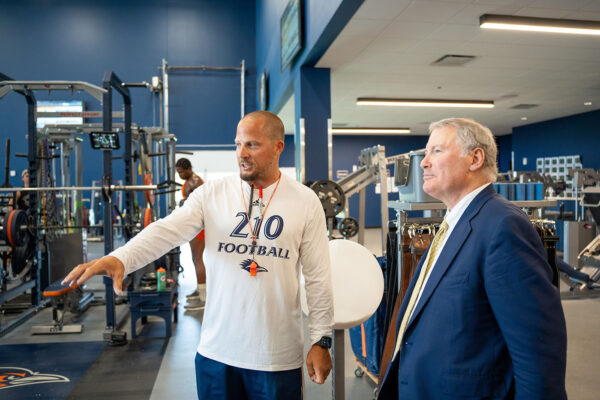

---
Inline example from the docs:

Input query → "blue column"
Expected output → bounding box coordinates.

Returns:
[294,67,331,183]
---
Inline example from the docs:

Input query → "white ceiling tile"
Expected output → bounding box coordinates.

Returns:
[395,1,468,23]
[473,0,536,6]
[353,0,413,20]
[448,4,508,24]
[528,0,591,10]
[379,20,439,39]
[407,39,472,56]
[428,24,481,41]
[338,18,391,38]
[582,1,600,12]
[316,35,374,69]
[515,7,572,18]
[562,10,600,20]
[361,36,421,53]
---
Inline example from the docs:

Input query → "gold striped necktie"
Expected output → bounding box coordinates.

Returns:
[393,219,449,359]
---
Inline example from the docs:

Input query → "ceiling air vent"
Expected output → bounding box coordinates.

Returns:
[510,104,539,110]
[432,54,476,67]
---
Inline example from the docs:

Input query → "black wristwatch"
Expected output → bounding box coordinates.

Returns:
[315,336,332,349]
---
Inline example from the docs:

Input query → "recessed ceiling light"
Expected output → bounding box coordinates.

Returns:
[584,101,592,106]
[331,127,411,135]
[521,117,528,121]
[356,98,494,109]
[480,14,600,36]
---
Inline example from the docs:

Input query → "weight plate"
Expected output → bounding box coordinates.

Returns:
[143,207,153,228]
[4,209,29,247]
[310,180,346,218]
[144,173,155,207]
[11,240,35,276]
[338,217,359,238]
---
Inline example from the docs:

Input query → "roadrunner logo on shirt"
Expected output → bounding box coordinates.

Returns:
[0,367,70,390]
[240,258,269,274]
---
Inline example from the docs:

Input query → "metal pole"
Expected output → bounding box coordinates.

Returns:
[26,91,42,307]
[60,141,68,225]
[378,146,389,256]
[397,210,407,290]
[328,119,333,181]
[240,59,245,118]
[75,139,83,229]
[162,59,169,132]
[333,329,345,400]
[102,73,115,332]
[167,139,176,212]
[358,188,366,246]
[0,185,158,192]
[299,118,306,183]
[154,140,160,216]
[3,138,9,186]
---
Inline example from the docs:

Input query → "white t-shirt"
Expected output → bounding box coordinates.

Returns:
[110,173,334,371]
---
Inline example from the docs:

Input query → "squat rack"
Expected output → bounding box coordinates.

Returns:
[0,72,136,342]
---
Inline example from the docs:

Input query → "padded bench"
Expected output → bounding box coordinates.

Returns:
[31,280,92,335]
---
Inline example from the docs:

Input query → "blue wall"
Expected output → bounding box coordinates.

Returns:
[512,109,600,170]
[255,0,363,113]
[0,0,256,191]
[511,109,600,251]
[496,134,512,172]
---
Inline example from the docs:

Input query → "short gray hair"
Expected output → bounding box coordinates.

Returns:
[429,117,498,182]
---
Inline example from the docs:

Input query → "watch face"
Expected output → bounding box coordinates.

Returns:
[259,70,269,111]
[318,336,332,348]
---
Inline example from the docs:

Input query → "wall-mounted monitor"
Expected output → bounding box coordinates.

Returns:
[280,0,304,71]
[89,132,120,150]
[36,100,84,129]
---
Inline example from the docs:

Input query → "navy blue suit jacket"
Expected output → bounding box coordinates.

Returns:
[378,185,567,400]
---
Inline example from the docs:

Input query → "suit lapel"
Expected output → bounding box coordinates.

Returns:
[405,185,496,331]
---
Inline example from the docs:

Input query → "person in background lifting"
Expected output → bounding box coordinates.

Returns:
[176,158,207,311]
[8,169,30,211]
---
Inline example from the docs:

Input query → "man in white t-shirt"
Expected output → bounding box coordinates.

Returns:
[63,111,334,400]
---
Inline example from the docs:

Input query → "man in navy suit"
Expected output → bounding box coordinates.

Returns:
[378,118,567,399]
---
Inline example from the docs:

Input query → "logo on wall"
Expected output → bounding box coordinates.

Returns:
[0,367,70,390]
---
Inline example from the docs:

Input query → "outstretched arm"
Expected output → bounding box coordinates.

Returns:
[63,256,125,294]
[64,186,206,293]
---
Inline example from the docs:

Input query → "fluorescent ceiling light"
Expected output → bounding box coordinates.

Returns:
[356,98,494,109]
[332,127,411,135]
[480,14,600,36]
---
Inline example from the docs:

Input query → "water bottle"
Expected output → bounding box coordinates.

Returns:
[157,267,166,292]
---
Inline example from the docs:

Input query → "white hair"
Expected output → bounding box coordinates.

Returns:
[429,117,498,182]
